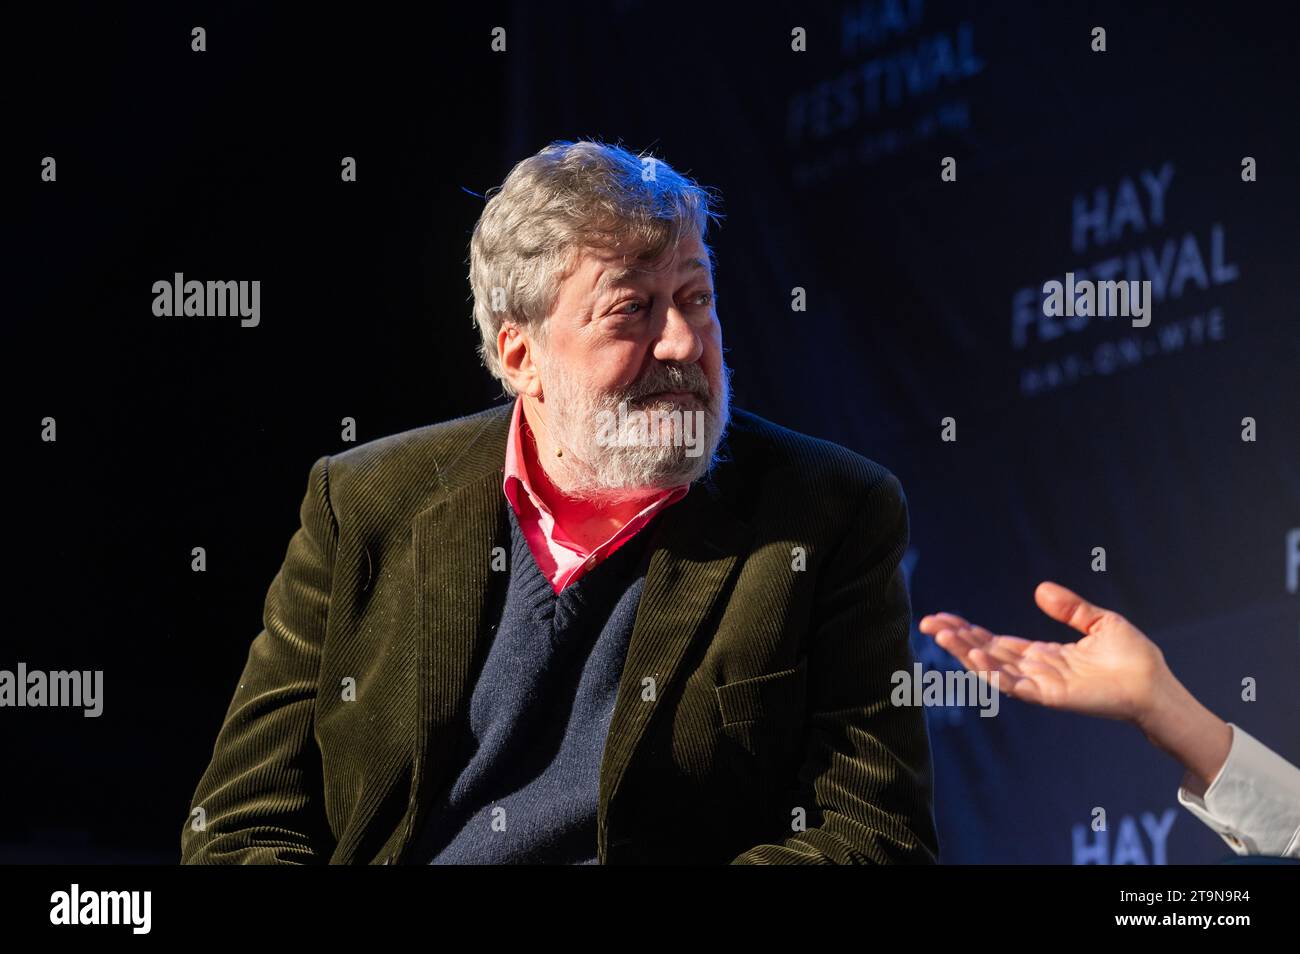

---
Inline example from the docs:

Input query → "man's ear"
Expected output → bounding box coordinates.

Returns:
[498,322,542,397]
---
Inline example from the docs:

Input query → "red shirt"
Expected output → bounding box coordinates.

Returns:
[502,396,688,593]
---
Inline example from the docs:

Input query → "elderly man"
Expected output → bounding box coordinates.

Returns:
[181,139,938,865]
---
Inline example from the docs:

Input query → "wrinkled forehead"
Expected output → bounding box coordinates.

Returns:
[578,237,713,298]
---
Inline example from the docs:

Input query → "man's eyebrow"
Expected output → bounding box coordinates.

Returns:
[593,266,637,299]
[593,257,713,299]
[680,256,711,277]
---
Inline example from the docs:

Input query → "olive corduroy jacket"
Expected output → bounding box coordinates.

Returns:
[180,402,939,865]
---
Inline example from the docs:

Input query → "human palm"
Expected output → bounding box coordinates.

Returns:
[918,582,1168,722]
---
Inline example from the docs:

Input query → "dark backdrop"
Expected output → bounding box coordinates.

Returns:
[6,0,1298,863]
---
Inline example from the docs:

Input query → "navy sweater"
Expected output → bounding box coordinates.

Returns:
[414,500,658,864]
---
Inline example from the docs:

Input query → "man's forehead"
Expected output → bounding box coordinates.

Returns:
[585,245,713,297]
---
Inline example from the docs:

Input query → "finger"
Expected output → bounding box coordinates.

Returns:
[1034,581,1112,637]
[937,626,993,665]
[919,612,972,634]
[968,664,1038,703]
[969,647,1024,679]
[966,632,1027,665]
[998,672,1044,705]
[932,619,1016,651]
[932,629,980,669]
[989,634,1035,653]
[953,625,993,649]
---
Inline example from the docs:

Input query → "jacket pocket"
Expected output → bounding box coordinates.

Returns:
[714,660,809,820]
[714,657,808,732]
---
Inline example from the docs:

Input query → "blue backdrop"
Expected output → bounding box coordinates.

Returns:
[495,0,1300,863]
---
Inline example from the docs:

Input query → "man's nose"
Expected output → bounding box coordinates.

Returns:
[653,304,705,365]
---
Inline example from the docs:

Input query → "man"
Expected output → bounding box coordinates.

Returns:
[920,582,1300,859]
[181,139,938,865]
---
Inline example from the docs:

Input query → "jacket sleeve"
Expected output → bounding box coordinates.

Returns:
[731,472,939,864]
[181,455,339,864]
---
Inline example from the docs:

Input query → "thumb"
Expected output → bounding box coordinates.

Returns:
[1034,581,1111,637]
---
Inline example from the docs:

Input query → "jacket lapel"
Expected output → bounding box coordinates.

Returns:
[400,406,514,860]
[595,454,751,861]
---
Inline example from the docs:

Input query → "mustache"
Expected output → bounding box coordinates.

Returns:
[620,365,711,402]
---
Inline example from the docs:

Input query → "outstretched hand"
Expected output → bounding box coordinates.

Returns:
[918,581,1169,723]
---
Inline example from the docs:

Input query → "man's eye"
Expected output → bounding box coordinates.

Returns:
[689,291,715,306]
[615,301,645,316]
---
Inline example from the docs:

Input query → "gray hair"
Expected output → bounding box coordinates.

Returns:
[468,139,723,395]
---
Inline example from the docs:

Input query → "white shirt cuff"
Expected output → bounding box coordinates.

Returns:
[1177,723,1300,858]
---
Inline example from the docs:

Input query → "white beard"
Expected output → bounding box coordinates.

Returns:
[533,353,731,504]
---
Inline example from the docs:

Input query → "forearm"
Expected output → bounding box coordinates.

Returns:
[1135,671,1233,795]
